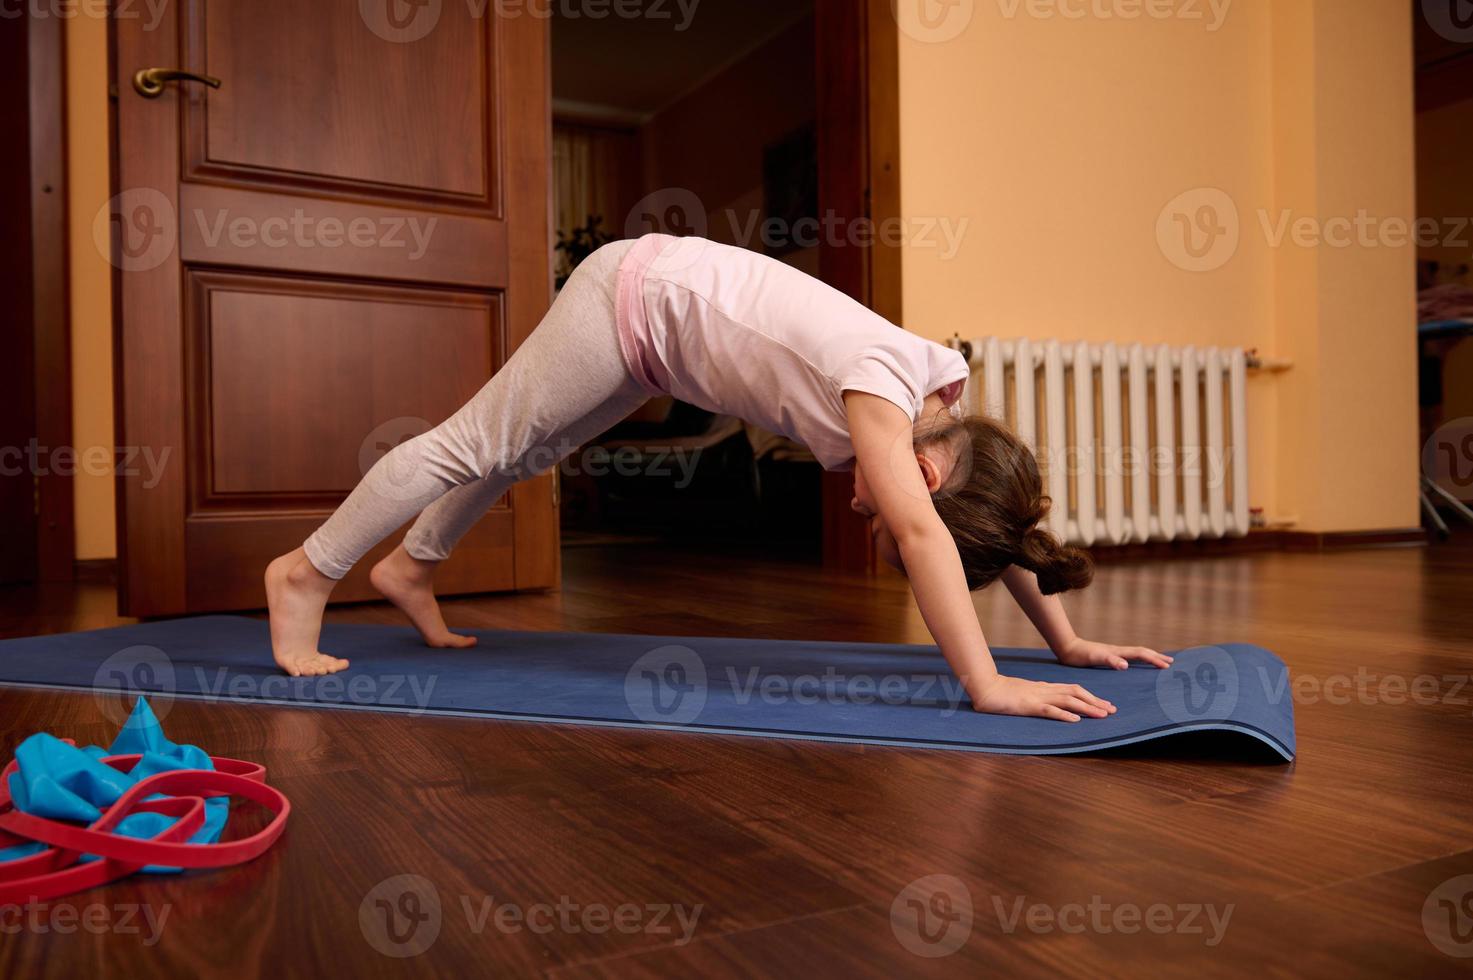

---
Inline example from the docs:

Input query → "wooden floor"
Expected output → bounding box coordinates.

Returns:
[1,535,1471,977]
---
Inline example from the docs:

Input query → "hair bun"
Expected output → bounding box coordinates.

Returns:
[1020,526,1094,595]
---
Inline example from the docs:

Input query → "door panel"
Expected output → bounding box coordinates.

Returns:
[187,0,497,206]
[112,2,553,616]
[177,185,508,287]
[189,272,500,497]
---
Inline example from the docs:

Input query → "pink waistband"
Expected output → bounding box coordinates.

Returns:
[614,233,678,397]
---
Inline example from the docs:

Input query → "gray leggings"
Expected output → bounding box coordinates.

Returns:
[304,240,644,579]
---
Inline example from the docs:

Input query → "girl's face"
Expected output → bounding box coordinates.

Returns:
[850,463,905,573]
[851,439,960,576]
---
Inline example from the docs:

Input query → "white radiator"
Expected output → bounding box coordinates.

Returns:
[950,337,1250,546]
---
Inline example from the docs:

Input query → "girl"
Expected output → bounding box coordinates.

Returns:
[266,235,1171,721]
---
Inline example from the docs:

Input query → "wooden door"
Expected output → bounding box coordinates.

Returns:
[816,0,900,573]
[109,1,556,617]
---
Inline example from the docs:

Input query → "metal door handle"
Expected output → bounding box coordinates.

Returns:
[132,68,222,99]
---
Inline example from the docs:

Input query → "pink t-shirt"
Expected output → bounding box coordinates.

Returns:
[615,234,969,471]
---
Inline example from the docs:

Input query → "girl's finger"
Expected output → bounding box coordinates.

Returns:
[1127,647,1173,668]
[1109,656,1129,670]
[1040,705,1080,723]
[1062,684,1114,711]
[1060,695,1108,718]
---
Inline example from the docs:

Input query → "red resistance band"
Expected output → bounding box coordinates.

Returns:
[0,752,290,905]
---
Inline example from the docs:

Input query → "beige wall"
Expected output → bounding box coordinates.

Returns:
[67,12,115,560]
[897,0,1420,532]
[1273,0,1418,532]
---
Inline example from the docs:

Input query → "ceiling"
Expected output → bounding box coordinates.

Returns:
[550,0,814,122]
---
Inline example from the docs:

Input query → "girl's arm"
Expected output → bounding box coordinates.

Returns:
[844,392,1115,722]
[1000,566,1173,669]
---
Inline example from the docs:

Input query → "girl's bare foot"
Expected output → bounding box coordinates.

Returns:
[265,547,350,677]
[370,545,478,649]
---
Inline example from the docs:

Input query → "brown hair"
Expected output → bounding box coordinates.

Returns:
[916,415,1093,594]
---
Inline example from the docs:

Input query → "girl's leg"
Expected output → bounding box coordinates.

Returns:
[368,376,646,647]
[266,241,641,675]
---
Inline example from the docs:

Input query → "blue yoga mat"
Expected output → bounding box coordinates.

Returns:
[0,616,1295,760]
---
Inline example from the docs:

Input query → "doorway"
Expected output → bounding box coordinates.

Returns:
[1413,4,1473,536]
[548,0,896,569]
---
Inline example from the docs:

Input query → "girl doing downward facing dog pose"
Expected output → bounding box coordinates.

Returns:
[265,235,1171,721]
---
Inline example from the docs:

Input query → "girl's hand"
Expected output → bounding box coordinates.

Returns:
[1054,638,1173,671]
[969,675,1117,722]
